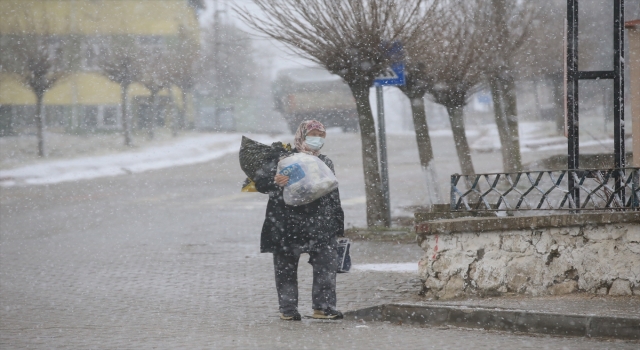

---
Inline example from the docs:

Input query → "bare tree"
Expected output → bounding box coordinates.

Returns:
[239,0,438,227]
[397,10,448,206]
[137,47,173,140]
[399,62,443,205]
[168,26,200,133]
[515,0,640,136]
[200,22,256,101]
[484,0,536,173]
[513,0,564,134]
[1,33,69,157]
[99,36,140,146]
[421,2,494,177]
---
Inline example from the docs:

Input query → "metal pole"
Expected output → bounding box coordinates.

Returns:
[633,170,639,208]
[213,0,220,130]
[376,85,391,226]
[566,0,580,208]
[450,174,457,211]
[613,0,625,200]
[71,1,79,129]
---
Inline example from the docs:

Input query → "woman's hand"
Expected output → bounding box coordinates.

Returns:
[274,174,289,187]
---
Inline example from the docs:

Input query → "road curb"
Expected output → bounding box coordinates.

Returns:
[344,303,640,340]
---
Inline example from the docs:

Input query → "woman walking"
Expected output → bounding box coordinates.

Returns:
[254,120,344,321]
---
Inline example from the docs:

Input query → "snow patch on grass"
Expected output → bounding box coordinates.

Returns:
[353,263,418,273]
[0,133,282,187]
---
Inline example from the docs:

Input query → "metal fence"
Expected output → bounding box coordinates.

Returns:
[450,168,640,211]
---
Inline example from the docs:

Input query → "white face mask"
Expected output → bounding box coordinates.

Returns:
[305,136,325,150]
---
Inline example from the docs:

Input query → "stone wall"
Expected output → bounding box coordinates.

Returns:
[416,213,640,299]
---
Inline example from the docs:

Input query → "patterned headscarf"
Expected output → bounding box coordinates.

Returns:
[294,120,326,156]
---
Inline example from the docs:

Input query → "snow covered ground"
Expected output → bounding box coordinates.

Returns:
[470,121,563,153]
[0,122,565,188]
[470,121,632,154]
[352,263,418,273]
[1,120,628,188]
[0,133,282,187]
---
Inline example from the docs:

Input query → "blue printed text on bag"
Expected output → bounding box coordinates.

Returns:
[279,163,306,185]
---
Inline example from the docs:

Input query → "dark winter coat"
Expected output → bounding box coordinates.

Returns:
[254,150,344,254]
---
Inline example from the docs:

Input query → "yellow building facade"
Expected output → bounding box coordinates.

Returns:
[0,0,201,132]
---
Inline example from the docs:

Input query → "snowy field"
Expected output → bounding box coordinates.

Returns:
[0,133,282,187]
[469,121,631,154]
[0,120,631,188]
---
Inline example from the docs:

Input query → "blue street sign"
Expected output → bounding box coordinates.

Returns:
[477,93,492,104]
[374,62,405,86]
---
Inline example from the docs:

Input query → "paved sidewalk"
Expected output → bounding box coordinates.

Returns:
[405,294,640,319]
[2,133,639,348]
[347,298,640,341]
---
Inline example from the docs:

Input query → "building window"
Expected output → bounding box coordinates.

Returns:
[0,105,13,136]
[102,105,120,127]
[12,105,36,127]
[136,35,165,53]
[44,105,67,127]
[83,36,110,71]
[83,106,99,129]
[45,36,65,61]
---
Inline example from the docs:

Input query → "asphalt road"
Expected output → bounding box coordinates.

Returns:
[1,132,636,349]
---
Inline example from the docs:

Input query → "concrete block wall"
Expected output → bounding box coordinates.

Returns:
[416,212,640,299]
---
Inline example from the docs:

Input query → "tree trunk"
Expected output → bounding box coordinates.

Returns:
[147,91,157,140]
[350,84,387,227]
[180,89,188,130]
[550,73,565,135]
[532,79,542,119]
[35,95,46,157]
[121,84,132,146]
[409,96,441,206]
[502,75,522,172]
[490,0,523,173]
[446,105,475,176]
[186,91,195,129]
[490,75,522,173]
[168,89,177,137]
[490,77,510,171]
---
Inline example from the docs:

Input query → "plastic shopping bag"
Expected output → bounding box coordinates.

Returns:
[277,153,338,206]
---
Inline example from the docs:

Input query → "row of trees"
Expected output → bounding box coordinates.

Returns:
[100,28,199,145]
[0,12,260,157]
[241,0,537,226]
[1,33,69,157]
[0,24,199,156]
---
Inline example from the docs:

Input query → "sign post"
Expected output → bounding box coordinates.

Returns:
[375,85,389,226]
[374,52,405,227]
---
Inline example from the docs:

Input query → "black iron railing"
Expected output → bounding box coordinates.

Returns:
[450,168,640,211]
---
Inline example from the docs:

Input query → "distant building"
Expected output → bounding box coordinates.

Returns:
[0,0,202,135]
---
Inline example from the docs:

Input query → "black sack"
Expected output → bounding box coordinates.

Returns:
[239,136,291,180]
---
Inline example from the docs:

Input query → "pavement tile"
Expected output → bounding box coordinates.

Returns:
[2,133,639,349]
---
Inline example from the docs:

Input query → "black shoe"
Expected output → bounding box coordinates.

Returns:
[312,308,343,320]
[280,311,302,321]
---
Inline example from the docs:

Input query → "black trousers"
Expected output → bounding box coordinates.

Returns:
[273,246,337,314]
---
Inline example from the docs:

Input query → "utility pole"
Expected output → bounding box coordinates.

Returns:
[212,0,220,130]
[71,0,78,129]
[376,85,391,226]
[373,42,405,227]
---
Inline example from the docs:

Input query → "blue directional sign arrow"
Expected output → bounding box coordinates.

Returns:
[374,62,405,86]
